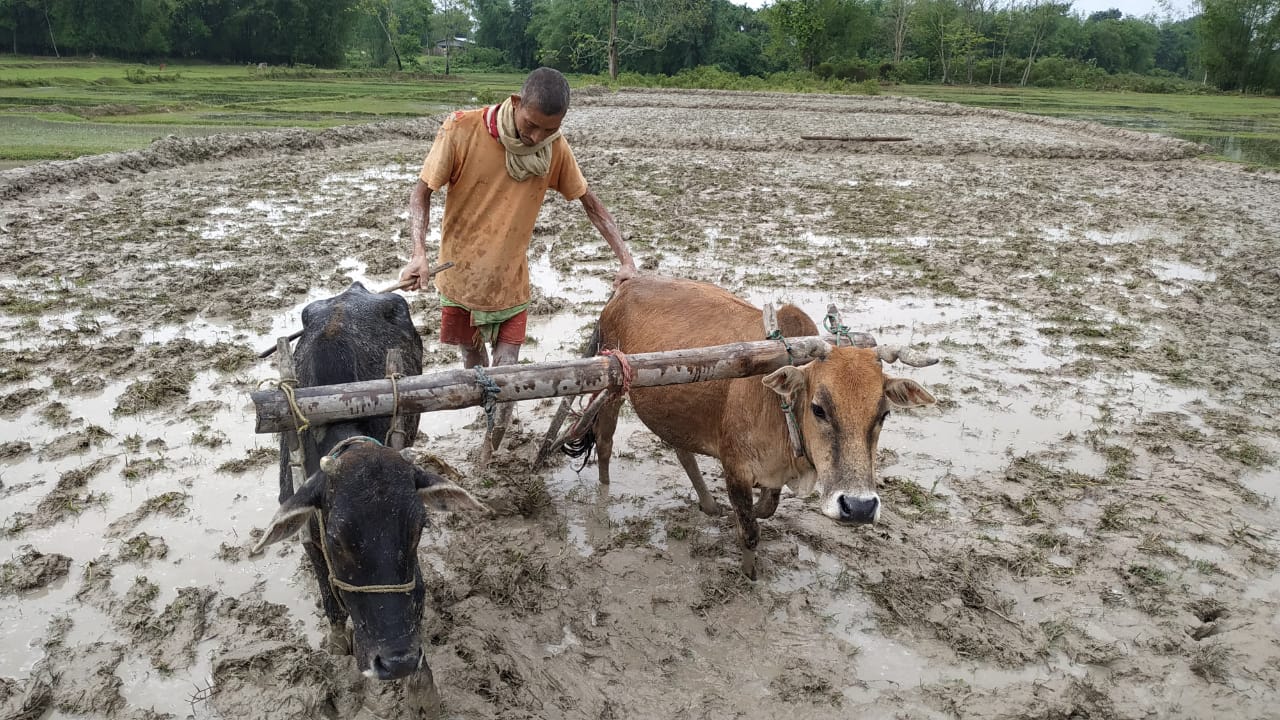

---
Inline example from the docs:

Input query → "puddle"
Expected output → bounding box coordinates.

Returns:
[770,550,1086,702]
[545,414,691,556]
[1240,467,1278,505]
[0,359,322,677]
[528,246,610,305]
[1042,225,1166,246]
[116,638,218,716]
[318,163,416,191]
[1153,260,1216,283]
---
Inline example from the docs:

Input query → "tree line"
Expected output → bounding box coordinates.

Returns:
[2,0,1277,93]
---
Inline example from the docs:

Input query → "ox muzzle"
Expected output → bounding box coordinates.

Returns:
[824,492,881,525]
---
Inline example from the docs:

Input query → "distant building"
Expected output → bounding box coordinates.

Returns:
[432,37,473,55]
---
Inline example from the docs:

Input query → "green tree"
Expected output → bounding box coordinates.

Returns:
[766,0,825,69]
[471,0,535,67]
[1197,0,1280,92]
[1155,17,1200,77]
[432,0,471,73]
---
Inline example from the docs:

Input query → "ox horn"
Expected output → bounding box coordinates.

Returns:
[320,454,342,476]
[875,345,939,367]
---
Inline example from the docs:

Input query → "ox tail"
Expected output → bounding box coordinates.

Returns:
[560,323,603,462]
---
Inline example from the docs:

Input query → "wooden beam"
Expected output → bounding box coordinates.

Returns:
[252,336,831,434]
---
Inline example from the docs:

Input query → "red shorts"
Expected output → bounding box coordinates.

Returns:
[439,306,527,346]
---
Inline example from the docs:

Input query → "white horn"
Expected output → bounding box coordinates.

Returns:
[320,455,341,475]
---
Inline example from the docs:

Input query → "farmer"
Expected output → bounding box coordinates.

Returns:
[399,67,636,373]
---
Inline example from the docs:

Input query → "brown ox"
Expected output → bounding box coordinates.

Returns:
[590,276,936,578]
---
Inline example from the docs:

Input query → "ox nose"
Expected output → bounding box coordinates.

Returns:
[835,494,880,525]
[371,648,424,681]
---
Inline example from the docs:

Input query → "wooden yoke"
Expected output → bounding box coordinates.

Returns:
[251,336,833,435]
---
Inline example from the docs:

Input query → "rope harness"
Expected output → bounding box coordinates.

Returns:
[824,310,855,347]
[273,378,311,436]
[314,436,417,611]
[385,369,404,447]
[473,366,501,431]
[599,348,634,396]
[767,330,808,461]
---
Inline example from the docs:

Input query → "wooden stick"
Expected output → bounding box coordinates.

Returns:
[257,262,453,359]
[800,135,912,142]
[252,336,832,434]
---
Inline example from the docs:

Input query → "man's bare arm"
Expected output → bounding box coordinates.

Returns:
[400,179,435,290]
[580,189,637,288]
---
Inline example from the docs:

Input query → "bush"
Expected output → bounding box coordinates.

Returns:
[814,62,835,80]
[453,47,518,73]
[883,57,929,84]
[578,65,880,96]
[832,60,870,82]
[125,68,180,84]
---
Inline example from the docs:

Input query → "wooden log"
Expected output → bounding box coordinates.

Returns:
[252,336,832,435]
[800,135,912,142]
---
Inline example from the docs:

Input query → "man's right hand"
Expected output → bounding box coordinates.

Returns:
[399,255,432,291]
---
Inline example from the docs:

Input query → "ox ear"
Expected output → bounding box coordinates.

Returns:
[413,468,489,514]
[884,377,936,409]
[250,473,324,555]
[763,365,807,400]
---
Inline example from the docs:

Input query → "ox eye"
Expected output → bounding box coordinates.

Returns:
[811,404,827,421]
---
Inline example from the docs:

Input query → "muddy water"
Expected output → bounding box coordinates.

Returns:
[2,89,1279,719]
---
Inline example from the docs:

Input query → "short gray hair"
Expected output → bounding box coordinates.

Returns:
[520,67,571,116]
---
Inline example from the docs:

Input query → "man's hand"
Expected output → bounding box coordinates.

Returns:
[399,255,432,292]
[613,262,637,289]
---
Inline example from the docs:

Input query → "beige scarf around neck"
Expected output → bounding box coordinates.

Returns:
[495,96,559,182]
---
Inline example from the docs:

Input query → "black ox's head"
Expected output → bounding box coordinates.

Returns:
[253,441,485,680]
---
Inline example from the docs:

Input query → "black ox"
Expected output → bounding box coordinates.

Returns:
[253,282,484,681]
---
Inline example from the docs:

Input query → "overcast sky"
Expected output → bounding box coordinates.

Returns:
[730,0,1197,21]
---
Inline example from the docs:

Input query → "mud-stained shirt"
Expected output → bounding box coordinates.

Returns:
[420,108,588,312]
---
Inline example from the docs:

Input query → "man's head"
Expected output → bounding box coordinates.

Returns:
[511,67,570,146]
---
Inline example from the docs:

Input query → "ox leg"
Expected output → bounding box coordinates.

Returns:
[675,449,720,516]
[593,395,625,485]
[753,487,781,519]
[725,473,760,580]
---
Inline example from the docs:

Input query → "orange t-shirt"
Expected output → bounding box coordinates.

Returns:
[420,107,588,311]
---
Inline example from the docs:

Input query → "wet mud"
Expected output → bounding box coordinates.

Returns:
[0,88,1277,719]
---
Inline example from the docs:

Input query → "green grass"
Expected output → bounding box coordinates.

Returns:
[5,57,1278,167]
[891,84,1280,167]
[0,56,524,161]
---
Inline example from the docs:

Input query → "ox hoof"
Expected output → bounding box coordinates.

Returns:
[740,549,758,581]
[324,624,353,656]
[698,500,723,517]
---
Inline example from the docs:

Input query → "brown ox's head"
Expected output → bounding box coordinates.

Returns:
[762,347,935,524]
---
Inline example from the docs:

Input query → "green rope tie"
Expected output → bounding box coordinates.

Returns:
[767,328,795,365]
[474,366,501,431]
